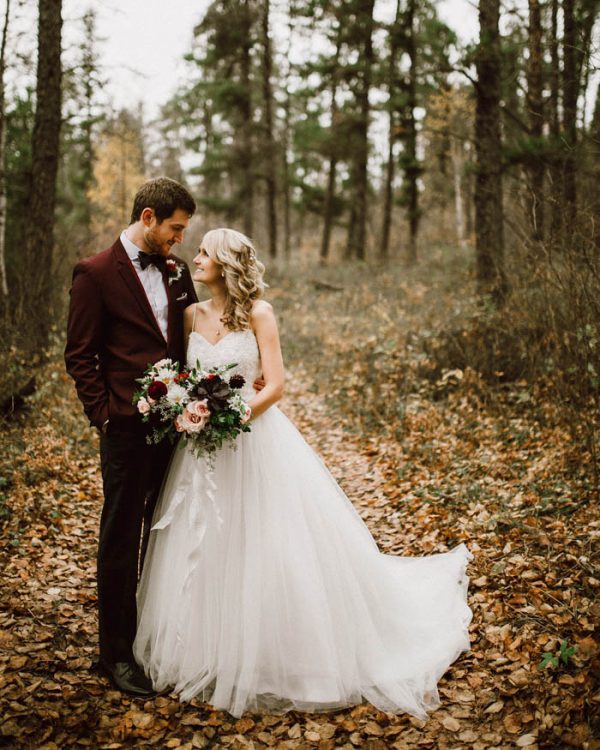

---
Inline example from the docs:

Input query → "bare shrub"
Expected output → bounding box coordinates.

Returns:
[427,240,600,485]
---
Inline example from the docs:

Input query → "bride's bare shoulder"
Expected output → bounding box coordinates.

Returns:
[184,300,209,319]
[250,299,275,323]
[250,300,278,339]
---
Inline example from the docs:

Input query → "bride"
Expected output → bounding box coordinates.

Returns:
[133,228,472,719]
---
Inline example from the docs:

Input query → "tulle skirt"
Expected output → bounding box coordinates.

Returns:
[133,406,472,718]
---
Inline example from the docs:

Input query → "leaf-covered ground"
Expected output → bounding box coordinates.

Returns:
[0,255,598,749]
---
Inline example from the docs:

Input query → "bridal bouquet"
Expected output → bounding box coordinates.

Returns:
[133,358,252,459]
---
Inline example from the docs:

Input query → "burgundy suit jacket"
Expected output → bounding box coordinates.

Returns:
[65,238,198,430]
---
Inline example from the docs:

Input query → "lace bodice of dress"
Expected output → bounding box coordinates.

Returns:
[186,330,261,401]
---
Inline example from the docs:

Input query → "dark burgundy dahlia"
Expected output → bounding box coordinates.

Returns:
[148,380,168,400]
[229,374,246,390]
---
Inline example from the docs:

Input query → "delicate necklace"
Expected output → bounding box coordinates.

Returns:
[212,317,227,339]
[211,303,226,338]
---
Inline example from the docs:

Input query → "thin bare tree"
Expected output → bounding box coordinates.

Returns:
[0,0,11,300]
[261,0,277,257]
[526,0,544,244]
[379,0,402,261]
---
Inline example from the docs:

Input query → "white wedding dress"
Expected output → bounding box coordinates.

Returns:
[133,329,472,719]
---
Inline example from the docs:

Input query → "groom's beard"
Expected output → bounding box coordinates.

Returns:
[144,228,171,257]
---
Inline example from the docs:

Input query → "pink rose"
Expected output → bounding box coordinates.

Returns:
[137,397,150,415]
[175,399,210,434]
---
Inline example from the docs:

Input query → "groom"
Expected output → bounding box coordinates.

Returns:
[65,177,198,695]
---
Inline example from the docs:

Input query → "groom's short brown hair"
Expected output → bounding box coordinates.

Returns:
[130,177,196,224]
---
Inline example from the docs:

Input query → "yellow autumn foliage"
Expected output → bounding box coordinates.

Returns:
[88,116,145,248]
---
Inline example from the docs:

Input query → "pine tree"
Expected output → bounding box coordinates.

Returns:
[178,0,260,236]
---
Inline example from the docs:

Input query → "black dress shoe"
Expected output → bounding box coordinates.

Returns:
[100,660,156,696]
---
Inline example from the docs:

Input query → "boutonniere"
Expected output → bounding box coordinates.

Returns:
[165,258,184,286]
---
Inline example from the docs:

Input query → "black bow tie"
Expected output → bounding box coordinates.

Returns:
[138,252,166,271]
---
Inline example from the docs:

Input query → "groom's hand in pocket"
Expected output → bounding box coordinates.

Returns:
[253,376,266,392]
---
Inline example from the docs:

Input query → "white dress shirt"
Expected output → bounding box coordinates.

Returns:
[120,230,169,340]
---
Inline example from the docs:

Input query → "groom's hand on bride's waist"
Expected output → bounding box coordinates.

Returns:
[253,377,266,392]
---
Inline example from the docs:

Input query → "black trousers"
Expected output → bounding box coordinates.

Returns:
[98,425,173,665]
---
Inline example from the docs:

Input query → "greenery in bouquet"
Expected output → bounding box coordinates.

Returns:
[177,364,252,460]
[133,358,252,456]
[133,358,188,444]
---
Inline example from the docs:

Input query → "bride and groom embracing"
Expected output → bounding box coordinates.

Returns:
[65,177,472,719]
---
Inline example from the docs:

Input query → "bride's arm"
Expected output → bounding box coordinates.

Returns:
[248,300,285,419]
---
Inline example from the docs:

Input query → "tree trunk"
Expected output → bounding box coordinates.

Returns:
[203,102,213,206]
[281,1,295,260]
[451,139,467,250]
[548,0,562,245]
[380,114,396,261]
[573,0,597,131]
[240,0,254,238]
[474,0,506,301]
[562,0,577,245]
[526,0,544,244]
[346,0,375,260]
[80,8,96,249]
[465,145,474,237]
[404,0,419,265]
[119,129,128,224]
[261,0,277,257]
[379,0,401,261]
[24,0,62,349]
[345,204,357,259]
[282,85,291,259]
[0,0,10,300]
[320,152,338,261]
[321,35,341,262]
[591,89,600,249]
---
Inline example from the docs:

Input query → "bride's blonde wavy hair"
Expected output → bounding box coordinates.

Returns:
[200,228,266,331]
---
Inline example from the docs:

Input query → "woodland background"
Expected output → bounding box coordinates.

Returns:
[0,0,598,748]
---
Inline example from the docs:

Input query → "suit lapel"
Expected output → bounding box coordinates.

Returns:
[165,275,176,345]
[113,239,166,342]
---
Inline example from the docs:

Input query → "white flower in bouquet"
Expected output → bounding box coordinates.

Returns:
[166,383,189,406]
[229,393,252,424]
[154,364,179,384]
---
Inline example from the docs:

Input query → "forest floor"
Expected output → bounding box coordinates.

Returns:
[0,246,598,750]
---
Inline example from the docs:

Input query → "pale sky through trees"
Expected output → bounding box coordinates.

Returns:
[57,0,479,118]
